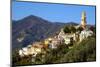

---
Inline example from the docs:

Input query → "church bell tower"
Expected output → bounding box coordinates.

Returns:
[81,11,87,29]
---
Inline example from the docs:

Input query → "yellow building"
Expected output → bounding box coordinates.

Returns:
[44,38,52,48]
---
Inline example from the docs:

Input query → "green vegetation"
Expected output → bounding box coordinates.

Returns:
[63,25,76,33]
[76,26,83,32]
[60,37,96,62]
[12,36,96,66]
[63,26,70,33]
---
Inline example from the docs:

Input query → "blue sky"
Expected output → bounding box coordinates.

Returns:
[12,1,96,24]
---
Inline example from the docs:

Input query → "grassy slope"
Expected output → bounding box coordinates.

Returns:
[59,36,96,63]
[12,36,96,66]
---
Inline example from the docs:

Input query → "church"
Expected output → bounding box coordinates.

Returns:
[79,11,93,41]
[58,11,93,45]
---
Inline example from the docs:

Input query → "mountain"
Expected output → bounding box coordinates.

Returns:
[12,15,78,49]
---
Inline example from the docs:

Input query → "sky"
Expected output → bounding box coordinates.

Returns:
[12,1,96,24]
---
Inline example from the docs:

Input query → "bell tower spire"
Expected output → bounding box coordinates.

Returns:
[81,11,87,29]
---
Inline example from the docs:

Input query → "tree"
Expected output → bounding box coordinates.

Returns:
[63,26,70,33]
[69,26,76,33]
[63,25,76,33]
[76,26,83,32]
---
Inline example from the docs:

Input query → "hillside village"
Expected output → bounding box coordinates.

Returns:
[18,11,95,59]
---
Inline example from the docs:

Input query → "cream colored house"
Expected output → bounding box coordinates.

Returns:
[49,38,60,49]
[19,43,43,57]
[79,30,93,42]
[58,29,77,45]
